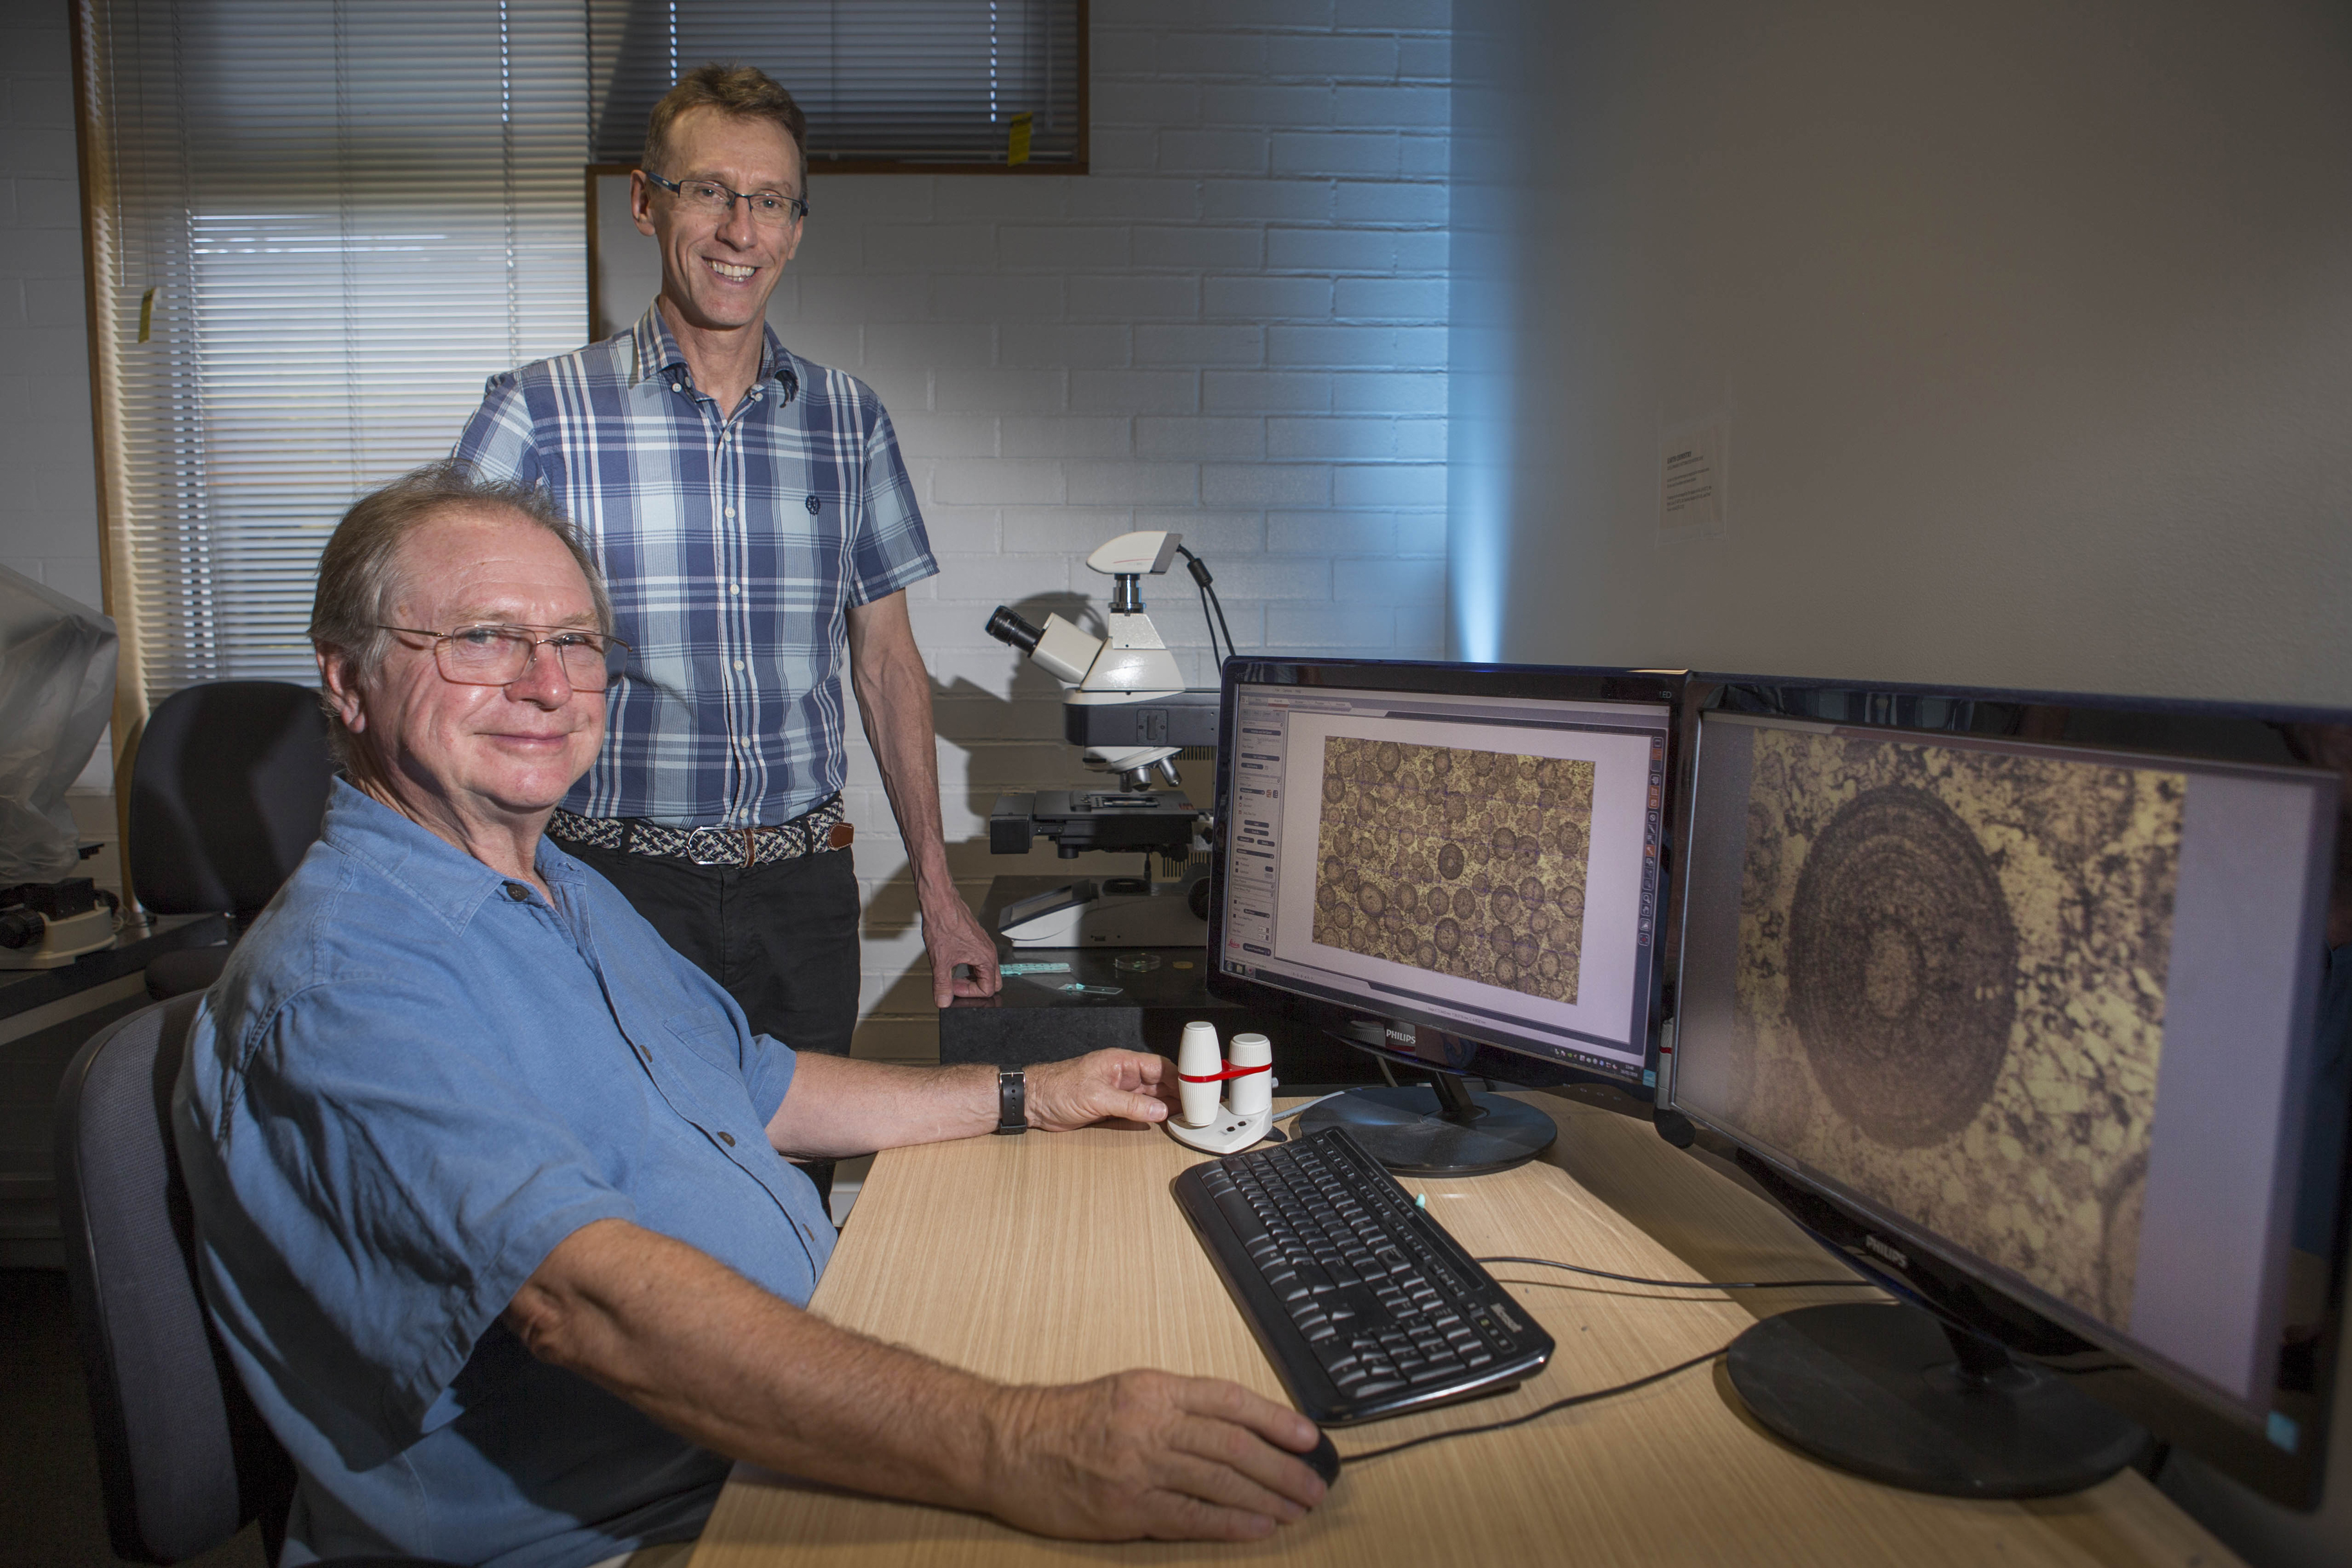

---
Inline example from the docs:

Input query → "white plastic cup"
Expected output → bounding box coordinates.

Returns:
[1226,1032,1273,1118]
[1177,1019,1223,1127]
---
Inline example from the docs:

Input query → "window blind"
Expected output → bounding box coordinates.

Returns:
[589,0,1084,168]
[78,0,588,697]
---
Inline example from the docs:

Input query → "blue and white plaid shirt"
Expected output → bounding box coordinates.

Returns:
[454,306,938,829]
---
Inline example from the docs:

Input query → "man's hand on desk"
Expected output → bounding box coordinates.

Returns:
[982,1370,1327,1541]
[1025,1049,1180,1130]
[508,1219,1327,1542]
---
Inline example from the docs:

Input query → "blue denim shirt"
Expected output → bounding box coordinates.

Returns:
[175,782,837,1567]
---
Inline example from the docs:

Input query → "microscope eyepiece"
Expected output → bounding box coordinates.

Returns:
[984,604,1043,653]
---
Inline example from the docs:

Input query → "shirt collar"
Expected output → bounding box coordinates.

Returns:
[630,303,798,404]
[317,779,579,937]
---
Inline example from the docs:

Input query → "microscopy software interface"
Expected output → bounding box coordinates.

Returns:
[1219,682,1672,1081]
[1674,712,2336,1414]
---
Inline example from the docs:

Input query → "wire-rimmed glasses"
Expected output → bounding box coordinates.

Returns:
[642,169,809,226]
[376,624,630,692]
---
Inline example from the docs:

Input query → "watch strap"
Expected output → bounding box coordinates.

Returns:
[995,1065,1027,1134]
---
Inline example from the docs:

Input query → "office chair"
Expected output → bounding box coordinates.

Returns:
[127,681,335,1001]
[54,995,458,1567]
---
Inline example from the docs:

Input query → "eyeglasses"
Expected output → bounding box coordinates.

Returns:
[642,170,809,227]
[377,624,630,692]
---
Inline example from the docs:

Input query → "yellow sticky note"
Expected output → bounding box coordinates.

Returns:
[1007,111,1033,166]
[138,286,157,343]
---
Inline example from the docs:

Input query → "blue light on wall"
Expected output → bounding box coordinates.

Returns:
[1448,457,1506,663]
[1446,314,1512,664]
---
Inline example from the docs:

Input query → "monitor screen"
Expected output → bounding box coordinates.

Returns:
[1672,693,2344,1466]
[1212,661,1677,1088]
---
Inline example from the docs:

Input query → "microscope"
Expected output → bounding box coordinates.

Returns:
[983,531,1227,947]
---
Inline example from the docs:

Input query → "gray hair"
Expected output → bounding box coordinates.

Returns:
[309,462,612,757]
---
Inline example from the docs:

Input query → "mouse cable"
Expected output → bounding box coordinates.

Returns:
[1476,1255,1878,1292]
[1338,1344,1729,1465]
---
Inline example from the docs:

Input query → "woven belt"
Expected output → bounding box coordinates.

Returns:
[547,795,851,868]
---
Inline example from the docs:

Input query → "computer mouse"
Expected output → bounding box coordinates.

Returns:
[1300,1427,1341,1487]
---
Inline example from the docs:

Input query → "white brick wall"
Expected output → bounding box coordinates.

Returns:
[772,1,1455,1062]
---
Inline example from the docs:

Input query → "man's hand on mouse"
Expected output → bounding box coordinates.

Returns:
[1024,1049,1180,1130]
[976,1370,1328,1540]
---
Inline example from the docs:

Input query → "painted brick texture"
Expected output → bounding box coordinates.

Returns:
[779,3,1452,1060]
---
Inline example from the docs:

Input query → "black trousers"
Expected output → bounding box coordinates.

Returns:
[561,840,862,1214]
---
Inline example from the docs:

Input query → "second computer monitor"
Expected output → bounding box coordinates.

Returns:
[1668,677,2349,1504]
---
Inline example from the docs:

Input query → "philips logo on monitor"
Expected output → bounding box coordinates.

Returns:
[1863,1235,1909,1271]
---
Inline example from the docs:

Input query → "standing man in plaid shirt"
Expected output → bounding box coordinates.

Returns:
[454,65,1000,1210]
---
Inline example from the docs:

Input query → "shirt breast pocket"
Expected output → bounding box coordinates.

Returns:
[662,1010,746,1080]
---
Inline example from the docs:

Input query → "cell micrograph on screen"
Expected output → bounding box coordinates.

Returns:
[1310,737,1595,1004]
[1729,729,2182,1331]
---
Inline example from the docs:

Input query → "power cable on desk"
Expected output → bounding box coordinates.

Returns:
[1338,1345,1730,1465]
[1476,1255,1879,1292]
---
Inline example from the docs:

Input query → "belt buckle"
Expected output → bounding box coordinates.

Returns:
[685,826,745,867]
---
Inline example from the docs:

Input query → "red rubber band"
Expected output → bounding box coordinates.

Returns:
[1178,1061,1272,1083]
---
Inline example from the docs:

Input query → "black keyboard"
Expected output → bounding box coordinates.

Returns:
[1172,1124,1553,1425]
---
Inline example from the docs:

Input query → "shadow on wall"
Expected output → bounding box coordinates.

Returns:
[854,590,1104,975]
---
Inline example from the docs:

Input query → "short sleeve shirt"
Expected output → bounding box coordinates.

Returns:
[173,782,838,1567]
[452,306,939,829]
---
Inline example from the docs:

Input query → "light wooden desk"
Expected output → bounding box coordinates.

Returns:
[688,1095,2239,1567]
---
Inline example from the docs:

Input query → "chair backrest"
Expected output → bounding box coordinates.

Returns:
[128,680,335,921]
[54,993,293,1564]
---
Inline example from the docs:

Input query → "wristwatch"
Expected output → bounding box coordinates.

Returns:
[995,1065,1028,1135]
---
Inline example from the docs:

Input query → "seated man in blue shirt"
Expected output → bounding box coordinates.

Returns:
[173,465,1327,1568]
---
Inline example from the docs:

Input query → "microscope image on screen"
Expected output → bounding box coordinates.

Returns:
[1309,737,1596,1005]
[1729,728,2184,1330]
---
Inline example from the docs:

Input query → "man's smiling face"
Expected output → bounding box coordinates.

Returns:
[338,507,608,832]
[633,106,803,337]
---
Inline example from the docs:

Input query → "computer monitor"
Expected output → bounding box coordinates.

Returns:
[1206,659,1684,1174]
[1668,674,2352,1506]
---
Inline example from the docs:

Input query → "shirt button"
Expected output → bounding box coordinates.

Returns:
[502,882,530,902]
[733,659,745,671]
[718,1131,737,1147]
[723,506,736,518]
[729,583,741,595]
[670,382,681,392]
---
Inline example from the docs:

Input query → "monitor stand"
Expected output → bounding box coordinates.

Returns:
[1726,1302,2146,1498]
[1297,1070,1557,1176]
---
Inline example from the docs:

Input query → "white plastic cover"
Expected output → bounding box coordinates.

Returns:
[1084,530,1181,577]
[0,567,118,884]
